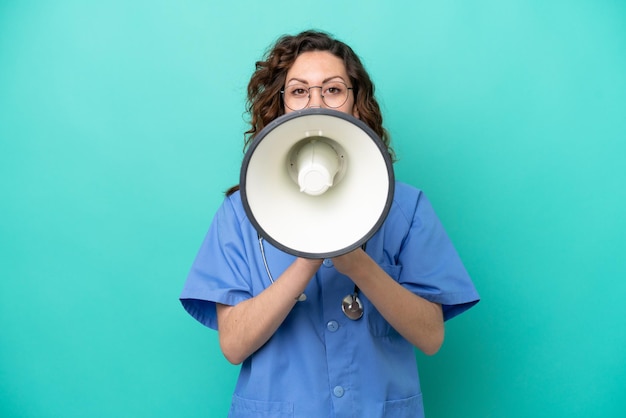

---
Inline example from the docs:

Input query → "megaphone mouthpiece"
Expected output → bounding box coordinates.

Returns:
[295,139,340,196]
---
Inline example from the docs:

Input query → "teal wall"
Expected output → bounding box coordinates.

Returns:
[1,1,625,417]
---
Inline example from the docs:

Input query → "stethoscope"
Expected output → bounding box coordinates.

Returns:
[258,234,364,320]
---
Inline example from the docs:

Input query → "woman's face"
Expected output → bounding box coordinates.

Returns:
[284,50,358,118]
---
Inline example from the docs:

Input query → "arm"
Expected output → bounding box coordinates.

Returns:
[332,248,444,355]
[216,257,322,365]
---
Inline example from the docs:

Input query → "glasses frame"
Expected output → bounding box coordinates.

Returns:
[281,81,354,111]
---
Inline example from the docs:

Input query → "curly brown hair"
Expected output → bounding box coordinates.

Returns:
[245,30,393,155]
[227,30,393,195]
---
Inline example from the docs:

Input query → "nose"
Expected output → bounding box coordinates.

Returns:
[307,86,324,108]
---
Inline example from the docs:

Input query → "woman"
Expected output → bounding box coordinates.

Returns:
[180,30,479,417]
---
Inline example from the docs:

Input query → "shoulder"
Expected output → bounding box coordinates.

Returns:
[218,189,248,225]
[393,181,422,202]
[390,181,425,221]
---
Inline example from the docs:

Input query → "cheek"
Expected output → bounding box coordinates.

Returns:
[348,98,359,119]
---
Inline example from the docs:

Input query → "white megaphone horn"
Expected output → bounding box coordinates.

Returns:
[240,108,395,259]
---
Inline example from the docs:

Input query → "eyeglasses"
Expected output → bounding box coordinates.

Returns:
[281,81,353,111]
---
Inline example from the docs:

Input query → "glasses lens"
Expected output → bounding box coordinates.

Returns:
[283,84,309,111]
[321,81,349,108]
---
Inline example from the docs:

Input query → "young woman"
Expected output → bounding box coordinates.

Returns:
[180,30,479,418]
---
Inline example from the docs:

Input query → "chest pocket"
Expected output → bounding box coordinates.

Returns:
[383,393,424,417]
[229,394,293,418]
[364,263,402,338]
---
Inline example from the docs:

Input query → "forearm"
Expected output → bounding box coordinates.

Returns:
[216,258,321,364]
[333,250,444,355]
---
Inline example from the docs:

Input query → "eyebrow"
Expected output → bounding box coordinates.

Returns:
[285,76,346,85]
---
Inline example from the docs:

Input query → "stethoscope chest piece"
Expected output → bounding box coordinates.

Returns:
[342,293,364,320]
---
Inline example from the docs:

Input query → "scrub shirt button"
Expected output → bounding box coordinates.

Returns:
[323,259,333,267]
[326,320,339,332]
[333,386,345,398]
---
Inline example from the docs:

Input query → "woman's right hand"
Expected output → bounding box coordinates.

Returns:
[216,257,321,364]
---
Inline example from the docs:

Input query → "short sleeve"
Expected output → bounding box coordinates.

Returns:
[179,194,253,330]
[395,187,480,321]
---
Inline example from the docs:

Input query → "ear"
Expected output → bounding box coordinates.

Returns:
[352,105,360,119]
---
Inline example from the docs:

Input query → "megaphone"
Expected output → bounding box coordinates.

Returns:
[240,108,394,259]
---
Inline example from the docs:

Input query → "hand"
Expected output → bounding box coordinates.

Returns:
[297,257,324,270]
[332,248,444,355]
[217,256,323,364]
[330,248,367,276]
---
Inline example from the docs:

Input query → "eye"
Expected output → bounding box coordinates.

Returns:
[323,82,346,96]
[286,85,309,98]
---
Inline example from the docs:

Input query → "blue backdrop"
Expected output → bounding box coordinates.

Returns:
[1,1,625,417]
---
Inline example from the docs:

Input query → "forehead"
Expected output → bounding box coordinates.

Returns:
[286,50,349,83]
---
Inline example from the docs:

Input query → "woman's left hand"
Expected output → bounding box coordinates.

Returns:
[331,248,445,355]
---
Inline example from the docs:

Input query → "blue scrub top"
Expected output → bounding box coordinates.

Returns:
[180,181,479,418]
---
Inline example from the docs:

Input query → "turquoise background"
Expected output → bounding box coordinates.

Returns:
[1,1,625,417]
